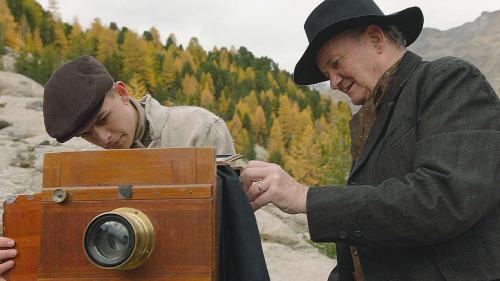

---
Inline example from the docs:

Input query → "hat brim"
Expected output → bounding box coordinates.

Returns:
[293,6,423,85]
[55,97,105,143]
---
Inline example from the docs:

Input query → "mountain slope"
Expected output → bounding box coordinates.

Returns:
[410,10,500,95]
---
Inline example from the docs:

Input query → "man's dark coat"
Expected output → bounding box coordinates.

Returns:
[307,51,500,281]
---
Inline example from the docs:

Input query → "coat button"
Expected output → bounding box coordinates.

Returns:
[354,230,363,238]
[339,231,347,239]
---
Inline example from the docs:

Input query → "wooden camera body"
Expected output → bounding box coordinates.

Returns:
[3,147,221,281]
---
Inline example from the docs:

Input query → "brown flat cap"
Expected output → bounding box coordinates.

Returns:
[43,56,114,142]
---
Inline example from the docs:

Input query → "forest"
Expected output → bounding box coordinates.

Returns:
[0,0,352,186]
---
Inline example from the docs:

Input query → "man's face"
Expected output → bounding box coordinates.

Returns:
[77,85,138,149]
[316,27,381,105]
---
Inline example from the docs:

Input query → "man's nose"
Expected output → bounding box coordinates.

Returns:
[329,73,342,90]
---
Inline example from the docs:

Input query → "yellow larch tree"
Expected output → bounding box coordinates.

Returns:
[66,18,92,59]
[177,51,197,74]
[267,119,286,167]
[217,90,230,117]
[235,100,250,121]
[236,67,246,83]
[18,15,30,48]
[200,72,215,94]
[128,74,148,100]
[121,31,155,89]
[52,20,68,55]
[285,121,321,186]
[88,18,104,43]
[69,18,82,40]
[161,49,176,90]
[263,89,275,103]
[147,26,162,51]
[187,37,206,66]
[0,0,21,51]
[229,63,239,77]
[244,90,259,113]
[228,114,245,153]
[276,95,301,146]
[181,74,199,104]
[200,85,214,110]
[285,78,298,95]
[244,67,256,82]
[266,72,278,89]
[25,28,43,55]
[252,105,267,144]
[96,28,117,63]
[218,48,230,70]
[312,101,352,185]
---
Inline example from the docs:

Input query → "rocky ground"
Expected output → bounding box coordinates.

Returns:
[0,70,335,281]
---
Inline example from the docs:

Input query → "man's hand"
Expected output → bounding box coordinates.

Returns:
[240,160,309,214]
[0,237,16,280]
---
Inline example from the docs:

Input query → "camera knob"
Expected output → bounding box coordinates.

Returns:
[52,188,67,203]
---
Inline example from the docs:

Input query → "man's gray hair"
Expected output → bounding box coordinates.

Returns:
[379,23,406,48]
[349,23,407,48]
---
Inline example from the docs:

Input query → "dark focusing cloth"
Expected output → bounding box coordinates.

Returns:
[217,165,270,281]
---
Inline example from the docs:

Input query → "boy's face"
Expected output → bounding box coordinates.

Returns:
[76,82,138,149]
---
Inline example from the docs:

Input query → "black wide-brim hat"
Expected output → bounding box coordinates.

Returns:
[293,0,424,85]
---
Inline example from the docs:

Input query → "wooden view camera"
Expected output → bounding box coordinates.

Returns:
[3,147,225,281]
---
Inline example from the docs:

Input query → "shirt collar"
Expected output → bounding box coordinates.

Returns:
[129,97,147,148]
[371,58,402,110]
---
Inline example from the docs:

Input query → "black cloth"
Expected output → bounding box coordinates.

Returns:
[217,165,270,281]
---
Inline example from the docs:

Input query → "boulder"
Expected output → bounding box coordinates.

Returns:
[0,71,44,97]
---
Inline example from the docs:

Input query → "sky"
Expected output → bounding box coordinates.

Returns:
[36,0,499,72]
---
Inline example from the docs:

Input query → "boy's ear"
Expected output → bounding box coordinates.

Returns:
[115,81,129,103]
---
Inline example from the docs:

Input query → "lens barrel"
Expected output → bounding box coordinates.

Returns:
[84,208,155,270]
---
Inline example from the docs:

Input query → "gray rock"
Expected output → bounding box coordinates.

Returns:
[262,204,310,234]
[255,209,308,249]
[25,100,43,111]
[0,119,11,130]
[262,242,335,281]
[0,71,43,97]
[409,10,500,96]
[0,48,16,72]
[255,144,269,161]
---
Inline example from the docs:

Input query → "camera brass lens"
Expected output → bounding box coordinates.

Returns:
[83,208,155,270]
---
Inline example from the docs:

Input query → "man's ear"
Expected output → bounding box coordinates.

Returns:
[365,25,384,53]
[115,81,129,103]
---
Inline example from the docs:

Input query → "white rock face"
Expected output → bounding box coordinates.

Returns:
[0,71,44,98]
[263,242,335,281]
[1,49,17,72]
[256,205,336,281]
[0,71,335,281]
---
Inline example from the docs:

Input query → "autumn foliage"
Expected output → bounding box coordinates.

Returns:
[0,0,352,186]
